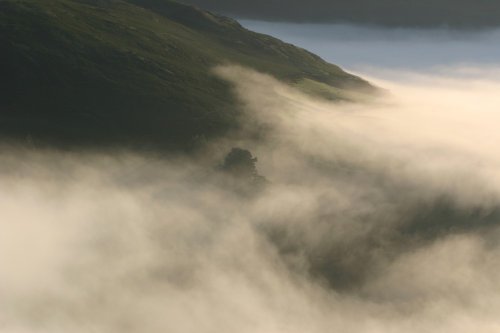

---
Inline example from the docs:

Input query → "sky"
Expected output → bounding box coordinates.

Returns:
[241,21,500,74]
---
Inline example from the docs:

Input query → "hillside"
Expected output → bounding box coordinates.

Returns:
[179,0,500,29]
[0,0,372,150]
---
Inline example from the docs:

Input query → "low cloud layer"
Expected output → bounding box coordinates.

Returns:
[2,65,500,332]
[180,0,500,28]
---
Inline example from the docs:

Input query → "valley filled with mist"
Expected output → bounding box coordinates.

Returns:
[3,6,500,333]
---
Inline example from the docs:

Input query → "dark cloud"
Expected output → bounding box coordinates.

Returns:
[179,0,500,28]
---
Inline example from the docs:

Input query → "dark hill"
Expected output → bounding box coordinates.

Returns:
[0,0,372,150]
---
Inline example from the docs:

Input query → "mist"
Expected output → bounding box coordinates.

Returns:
[4,30,500,332]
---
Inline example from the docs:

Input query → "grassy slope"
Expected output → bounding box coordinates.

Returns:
[0,0,373,149]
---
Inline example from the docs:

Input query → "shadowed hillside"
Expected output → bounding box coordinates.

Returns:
[0,0,372,150]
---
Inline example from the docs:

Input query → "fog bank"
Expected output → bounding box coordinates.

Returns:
[2,65,500,332]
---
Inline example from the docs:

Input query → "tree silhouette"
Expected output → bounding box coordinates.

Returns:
[220,148,267,193]
[221,148,258,177]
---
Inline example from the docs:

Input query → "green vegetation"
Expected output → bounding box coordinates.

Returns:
[0,0,373,149]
